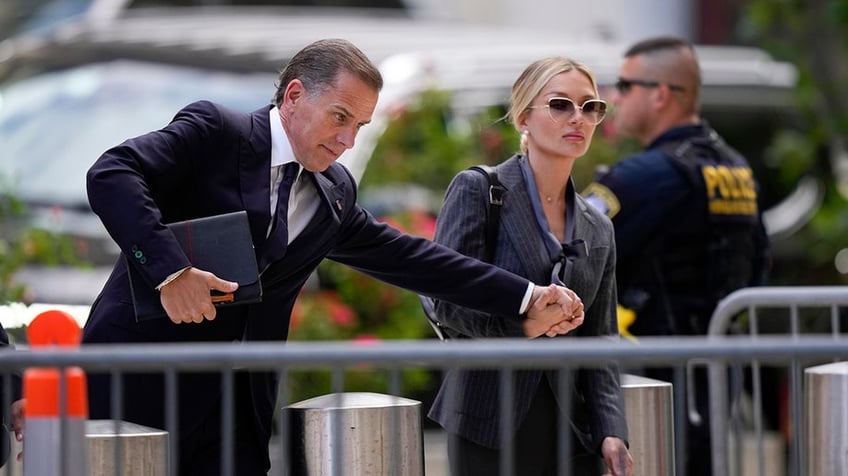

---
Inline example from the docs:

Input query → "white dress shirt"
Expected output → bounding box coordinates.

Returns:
[269,107,320,243]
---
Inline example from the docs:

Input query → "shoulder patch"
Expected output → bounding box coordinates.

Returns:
[582,183,621,218]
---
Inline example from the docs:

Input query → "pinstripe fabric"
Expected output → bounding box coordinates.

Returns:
[428,155,629,454]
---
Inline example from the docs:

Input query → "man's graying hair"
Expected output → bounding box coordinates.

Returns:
[272,38,383,107]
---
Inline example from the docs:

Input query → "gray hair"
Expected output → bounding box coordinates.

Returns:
[272,38,383,106]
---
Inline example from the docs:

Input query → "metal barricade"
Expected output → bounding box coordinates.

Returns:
[707,286,848,476]
[0,332,847,475]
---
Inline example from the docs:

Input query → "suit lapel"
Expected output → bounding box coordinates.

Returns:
[309,172,346,224]
[571,190,599,250]
[240,106,275,248]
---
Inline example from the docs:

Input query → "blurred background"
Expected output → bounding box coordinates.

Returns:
[0,0,846,402]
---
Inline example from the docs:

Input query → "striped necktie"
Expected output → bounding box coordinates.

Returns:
[260,162,299,270]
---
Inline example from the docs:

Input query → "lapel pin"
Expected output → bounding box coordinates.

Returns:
[335,199,343,211]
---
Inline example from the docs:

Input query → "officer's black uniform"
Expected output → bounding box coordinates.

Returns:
[584,122,770,476]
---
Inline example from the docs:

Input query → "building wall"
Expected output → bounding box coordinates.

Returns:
[403,0,696,43]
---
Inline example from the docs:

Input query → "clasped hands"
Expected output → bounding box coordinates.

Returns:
[523,284,585,338]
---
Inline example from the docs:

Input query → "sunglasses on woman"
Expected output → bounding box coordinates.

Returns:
[529,97,608,125]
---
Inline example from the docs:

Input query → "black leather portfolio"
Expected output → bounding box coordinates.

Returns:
[128,210,262,322]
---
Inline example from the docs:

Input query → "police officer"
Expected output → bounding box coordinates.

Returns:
[583,36,770,476]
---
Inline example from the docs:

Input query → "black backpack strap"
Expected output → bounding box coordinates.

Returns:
[420,164,504,341]
[468,165,503,263]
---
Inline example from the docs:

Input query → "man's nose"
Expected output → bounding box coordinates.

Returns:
[338,127,357,149]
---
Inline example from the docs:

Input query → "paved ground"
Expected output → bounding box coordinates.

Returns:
[422,430,449,476]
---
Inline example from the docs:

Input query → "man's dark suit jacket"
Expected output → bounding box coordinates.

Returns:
[82,101,533,468]
[0,325,20,468]
[428,156,628,454]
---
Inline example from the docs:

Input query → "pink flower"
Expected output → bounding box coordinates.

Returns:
[408,210,437,239]
[328,301,356,327]
[321,292,357,327]
[352,334,381,345]
[289,300,304,330]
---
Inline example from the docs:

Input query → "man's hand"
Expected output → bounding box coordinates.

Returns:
[522,284,584,338]
[11,398,24,461]
[601,436,633,476]
[160,268,239,324]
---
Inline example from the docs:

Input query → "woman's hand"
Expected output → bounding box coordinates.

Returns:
[601,436,633,476]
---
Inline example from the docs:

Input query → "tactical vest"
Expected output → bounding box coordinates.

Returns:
[634,128,761,335]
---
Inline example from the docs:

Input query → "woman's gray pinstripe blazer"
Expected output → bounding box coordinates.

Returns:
[427,155,629,453]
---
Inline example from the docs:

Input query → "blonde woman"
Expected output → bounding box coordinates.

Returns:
[428,57,633,475]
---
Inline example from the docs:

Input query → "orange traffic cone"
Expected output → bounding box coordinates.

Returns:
[23,310,88,476]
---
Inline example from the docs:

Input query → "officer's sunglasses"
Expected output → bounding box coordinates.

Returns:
[529,97,607,125]
[615,77,686,95]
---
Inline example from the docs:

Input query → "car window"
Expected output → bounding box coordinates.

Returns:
[0,60,274,208]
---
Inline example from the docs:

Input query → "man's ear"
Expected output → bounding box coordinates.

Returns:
[654,84,676,108]
[283,79,306,106]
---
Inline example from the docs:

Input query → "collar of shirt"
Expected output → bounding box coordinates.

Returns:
[269,106,300,214]
[268,106,319,243]
[518,155,574,256]
[270,106,297,170]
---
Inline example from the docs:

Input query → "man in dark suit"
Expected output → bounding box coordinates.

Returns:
[83,38,583,475]
[0,324,22,469]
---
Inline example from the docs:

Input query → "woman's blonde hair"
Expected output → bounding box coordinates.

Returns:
[506,57,599,154]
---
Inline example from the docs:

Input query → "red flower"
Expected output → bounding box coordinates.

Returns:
[290,300,304,330]
[408,210,437,239]
[323,292,357,327]
[352,334,381,345]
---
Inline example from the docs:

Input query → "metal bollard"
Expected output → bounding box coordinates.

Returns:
[283,392,423,476]
[805,361,848,474]
[622,373,675,476]
[87,420,169,476]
